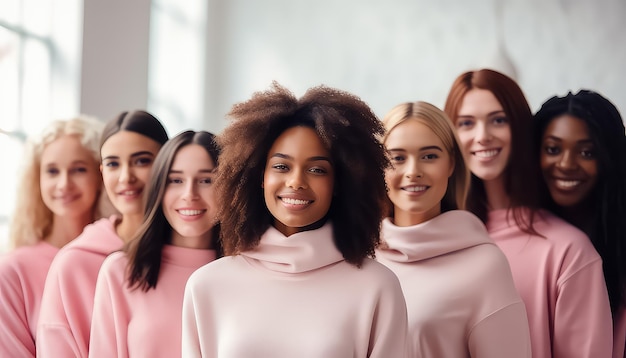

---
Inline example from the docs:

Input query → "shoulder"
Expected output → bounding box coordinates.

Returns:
[355,258,403,288]
[534,210,599,257]
[187,256,244,286]
[99,251,128,276]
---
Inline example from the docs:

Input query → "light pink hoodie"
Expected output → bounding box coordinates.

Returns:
[36,216,122,358]
[376,210,531,357]
[89,245,217,358]
[182,222,409,358]
[487,209,612,358]
[0,241,58,357]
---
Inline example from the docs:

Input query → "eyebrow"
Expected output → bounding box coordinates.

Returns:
[270,153,331,162]
[457,110,506,119]
[169,168,216,174]
[387,146,443,152]
[545,135,593,143]
[44,160,91,167]
[102,151,155,161]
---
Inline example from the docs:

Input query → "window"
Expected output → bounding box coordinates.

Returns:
[0,0,81,252]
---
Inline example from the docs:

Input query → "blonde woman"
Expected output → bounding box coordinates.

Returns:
[0,116,111,357]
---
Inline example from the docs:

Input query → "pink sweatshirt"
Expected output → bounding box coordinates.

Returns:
[376,210,531,358]
[487,209,612,358]
[182,223,409,358]
[615,306,626,358]
[0,241,58,357]
[89,245,217,358]
[36,216,122,358]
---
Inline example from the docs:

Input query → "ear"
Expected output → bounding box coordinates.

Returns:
[447,156,455,178]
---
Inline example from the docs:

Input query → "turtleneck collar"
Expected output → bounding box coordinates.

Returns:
[240,222,344,274]
[377,210,493,263]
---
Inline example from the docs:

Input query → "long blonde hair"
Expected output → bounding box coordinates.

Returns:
[381,101,469,214]
[9,115,113,248]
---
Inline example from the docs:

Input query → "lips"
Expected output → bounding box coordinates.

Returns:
[55,193,81,204]
[552,178,583,190]
[472,149,500,158]
[177,209,206,216]
[401,185,428,192]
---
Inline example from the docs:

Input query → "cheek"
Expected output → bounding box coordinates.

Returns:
[134,167,154,184]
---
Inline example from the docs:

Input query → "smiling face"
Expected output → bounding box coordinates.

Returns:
[385,120,454,226]
[455,88,511,183]
[100,131,162,217]
[40,135,101,221]
[540,114,598,208]
[263,126,334,237]
[163,144,217,248]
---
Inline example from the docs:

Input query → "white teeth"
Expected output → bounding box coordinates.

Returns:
[178,209,204,216]
[281,198,310,205]
[403,186,427,192]
[121,190,139,196]
[556,180,581,188]
[474,149,499,158]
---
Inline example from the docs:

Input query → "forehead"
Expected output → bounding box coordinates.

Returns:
[101,130,160,156]
[171,144,215,169]
[458,89,503,115]
[41,135,94,163]
[386,120,444,148]
[268,126,329,157]
[544,114,591,140]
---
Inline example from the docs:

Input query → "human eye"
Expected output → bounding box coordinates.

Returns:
[45,167,60,176]
[135,156,153,167]
[167,177,183,184]
[308,166,328,175]
[388,152,405,163]
[71,166,88,174]
[456,119,474,129]
[271,163,289,171]
[422,153,439,160]
[199,176,213,184]
[543,144,560,155]
[492,116,509,125]
[103,160,119,168]
[580,148,595,159]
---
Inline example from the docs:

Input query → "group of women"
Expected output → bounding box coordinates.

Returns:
[0,68,624,358]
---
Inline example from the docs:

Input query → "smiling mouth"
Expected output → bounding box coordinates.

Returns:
[554,179,582,189]
[402,186,427,192]
[177,209,206,216]
[280,197,312,205]
[118,189,141,197]
[472,149,500,158]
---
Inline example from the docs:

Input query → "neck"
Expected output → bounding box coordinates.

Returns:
[116,213,143,243]
[483,176,510,210]
[45,212,93,248]
[393,204,441,227]
[171,229,215,250]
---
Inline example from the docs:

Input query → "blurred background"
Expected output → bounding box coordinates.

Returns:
[1,0,625,251]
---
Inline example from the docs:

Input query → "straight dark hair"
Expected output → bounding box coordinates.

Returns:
[534,89,626,314]
[100,110,169,149]
[125,130,221,291]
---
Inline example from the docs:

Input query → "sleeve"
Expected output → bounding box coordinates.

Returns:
[553,259,612,358]
[367,271,409,358]
[181,275,204,358]
[0,260,36,358]
[36,251,91,358]
[88,256,129,358]
[468,301,532,358]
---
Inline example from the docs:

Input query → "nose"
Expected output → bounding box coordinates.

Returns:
[404,157,422,178]
[118,164,136,184]
[556,150,578,170]
[286,169,307,190]
[182,181,199,202]
[57,170,71,191]
[476,122,492,144]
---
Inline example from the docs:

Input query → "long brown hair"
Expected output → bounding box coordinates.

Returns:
[125,131,221,291]
[444,69,540,234]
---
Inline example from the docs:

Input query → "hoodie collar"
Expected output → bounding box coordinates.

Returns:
[240,222,344,274]
[377,210,492,263]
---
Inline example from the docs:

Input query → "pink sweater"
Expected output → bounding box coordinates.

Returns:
[36,216,122,358]
[89,245,217,358]
[376,210,531,357]
[182,223,409,358]
[487,209,612,358]
[0,241,58,357]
